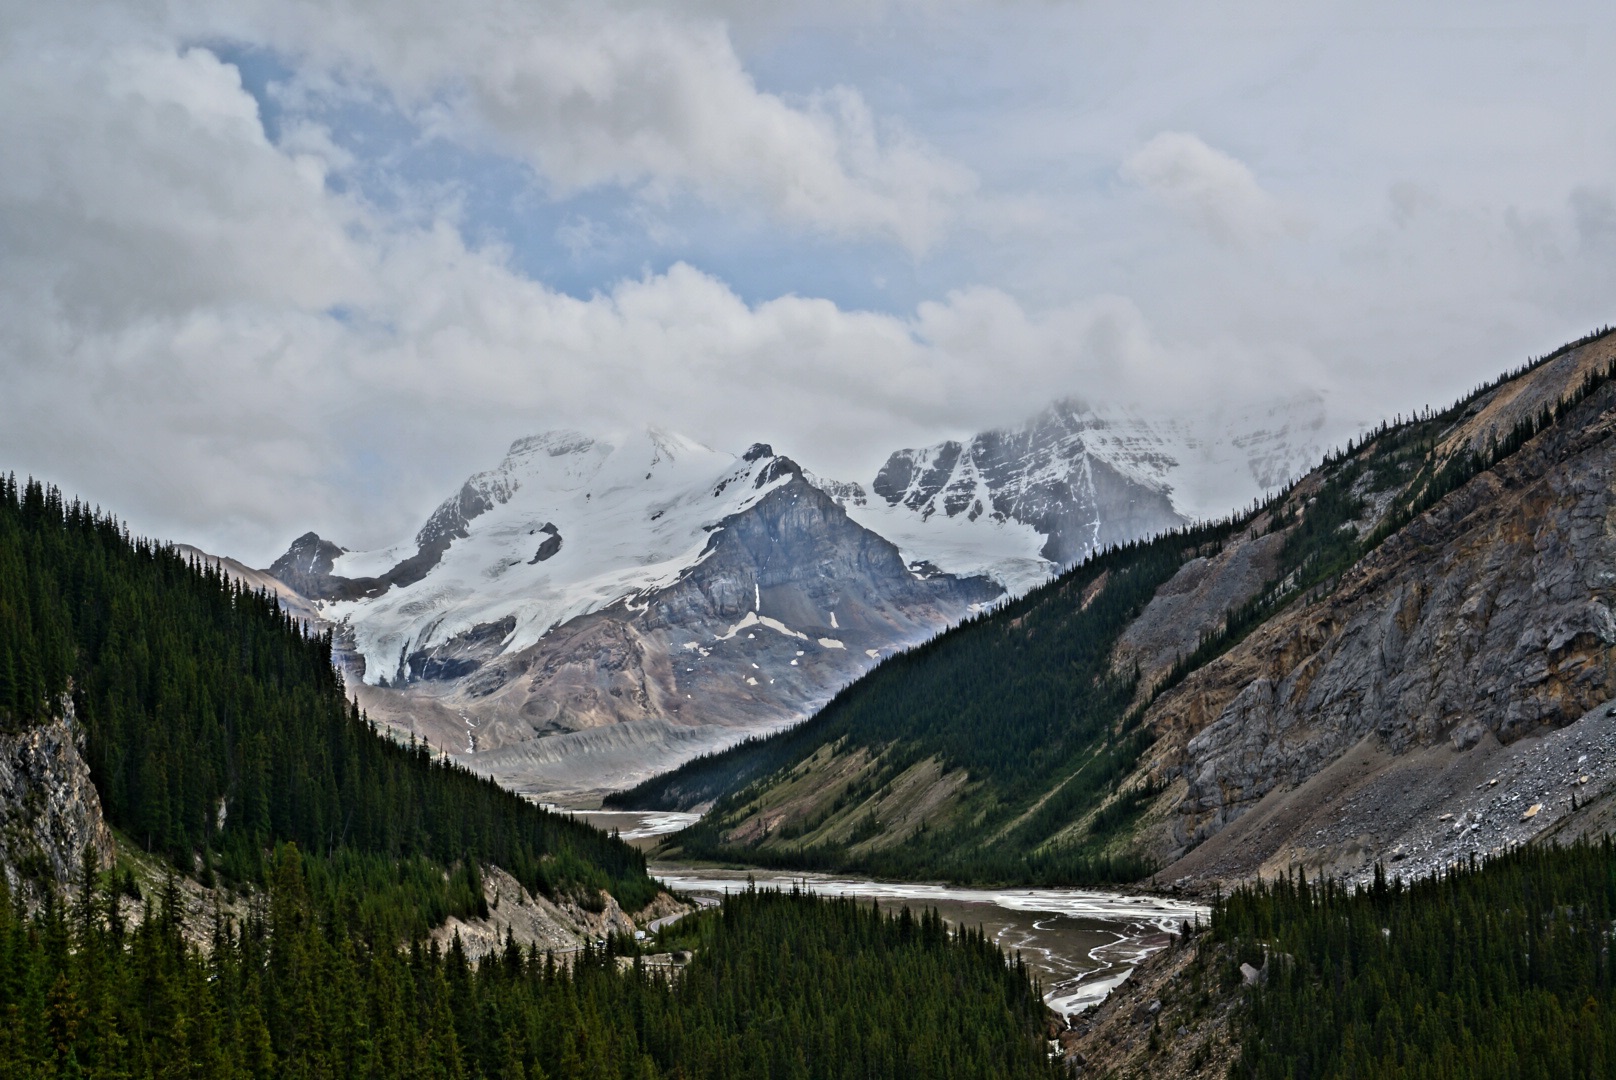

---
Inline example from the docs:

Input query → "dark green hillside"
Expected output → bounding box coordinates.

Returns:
[0,474,655,915]
[0,849,1058,1080]
[616,327,1616,886]
[1216,840,1616,1079]
[616,516,1247,884]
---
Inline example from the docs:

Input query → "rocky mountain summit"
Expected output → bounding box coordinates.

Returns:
[821,397,1324,594]
[268,430,1002,800]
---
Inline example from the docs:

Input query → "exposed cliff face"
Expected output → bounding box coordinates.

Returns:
[430,862,687,962]
[1133,331,1616,882]
[0,702,114,891]
[1112,530,1287,691]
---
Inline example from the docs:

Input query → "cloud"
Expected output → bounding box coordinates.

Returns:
[0,40,1224,559]
[1121,132,1299,246]
[0,41,368,325]
[5,0,1616,570]
[182,0,976,252]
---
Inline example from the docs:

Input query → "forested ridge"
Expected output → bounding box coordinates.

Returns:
[0,849,1059,1080]
[1216,839,1616,1079]
[610,517,1244,886]
[613,327,1616,888]
[0,474,655,915]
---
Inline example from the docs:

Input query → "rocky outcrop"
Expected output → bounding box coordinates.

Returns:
[429,862,683,962]
[1058,931,1241,1079]
[0,702,114,890]
[1138,332,1616,876]
[1113,529,1286,689]
[869,400,1188,566]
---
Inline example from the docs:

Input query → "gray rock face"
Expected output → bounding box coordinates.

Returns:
[1165,377,1616,850]
[645,473,996,636]
[871,400,1186,566]
[0,702,114,890]
[1114,530,1287,686]
[528,523,562,563]
[268,531,348,598]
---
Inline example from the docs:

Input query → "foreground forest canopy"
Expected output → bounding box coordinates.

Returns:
[0,475,656,919]
[1217,840,1616,1080]
[0,856,1059,1080]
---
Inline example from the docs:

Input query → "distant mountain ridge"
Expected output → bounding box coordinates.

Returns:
[818,397,1326,594]
[265,397,1326,801]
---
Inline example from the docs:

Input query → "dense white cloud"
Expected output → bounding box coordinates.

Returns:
[2,0,1615,564]
[195,0,975,252]
[0,28,1159,555]
[1121,133,1299,246]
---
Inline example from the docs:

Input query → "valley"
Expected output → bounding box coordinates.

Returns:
[6,329,1616,1077]
[11,2,1615,1073]
[617,327,1616,898]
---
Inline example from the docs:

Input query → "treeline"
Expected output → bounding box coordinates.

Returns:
[0,846,1059,1080]
[1217,840,1616,1079]
[0,476,655,912]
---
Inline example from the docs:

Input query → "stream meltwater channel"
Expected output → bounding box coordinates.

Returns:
[573,809,1210,1018]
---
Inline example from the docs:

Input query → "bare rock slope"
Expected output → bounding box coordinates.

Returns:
[0,700,114,891]
[1134,330,1616,887]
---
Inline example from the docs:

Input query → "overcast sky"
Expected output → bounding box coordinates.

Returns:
[3,0,1614,563]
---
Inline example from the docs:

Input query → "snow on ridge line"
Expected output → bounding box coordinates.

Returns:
[716,611,811,643]
[329,431,803,684]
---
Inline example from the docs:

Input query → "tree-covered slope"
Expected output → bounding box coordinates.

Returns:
[1216,840,1616,1080]
[0,849,1059,1080]
[0,475,656,915]
[615,327,1616,886]
[614,516,1242,883]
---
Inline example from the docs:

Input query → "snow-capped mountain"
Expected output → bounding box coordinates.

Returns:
[270,430,1000,799]
[265,397,1326,801]
[318,429,808,685]
[814,397,1326,595]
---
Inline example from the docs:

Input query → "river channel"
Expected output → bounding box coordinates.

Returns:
[569,809,1209,1018]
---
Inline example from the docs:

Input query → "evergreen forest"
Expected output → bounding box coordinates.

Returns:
[1216,839,1616,1080]
[0,849,1058,1080]
[0,474,1063,1078]
[0,473,655,920]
